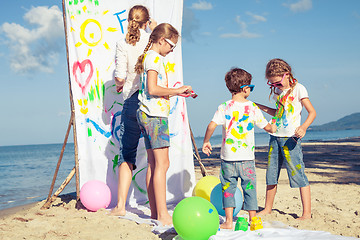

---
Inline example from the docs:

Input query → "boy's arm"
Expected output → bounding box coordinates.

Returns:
[255,102,277,117]
[202,121,217,156]
[295,98,316,138]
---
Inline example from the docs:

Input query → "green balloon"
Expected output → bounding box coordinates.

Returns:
[173,196,219,240]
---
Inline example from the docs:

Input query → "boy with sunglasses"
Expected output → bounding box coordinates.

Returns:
[202,68,276,229]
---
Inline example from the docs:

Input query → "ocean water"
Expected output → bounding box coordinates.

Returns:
[193,129,360,149]
[1,129,360,211]
[0,143,77,211]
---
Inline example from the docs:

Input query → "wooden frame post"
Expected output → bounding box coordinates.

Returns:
[41,0,81,209]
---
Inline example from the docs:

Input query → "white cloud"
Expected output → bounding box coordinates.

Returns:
[1,6,64,73]
[182,6,200,42]
[246,12,267,23]
[220,15,262,39]
[284,0,312,13]
[190,0,213,11]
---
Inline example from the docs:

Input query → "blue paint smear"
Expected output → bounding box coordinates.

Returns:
[86,118,112,138]
[209,209,213,214]
[170,97,179,115]
[238,115,249,122]
[247,122,254,131]
[170,132,178,138]
[111,111,122,142]
[225,115,231,120]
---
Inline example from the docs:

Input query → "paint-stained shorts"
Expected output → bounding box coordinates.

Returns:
[136,109,170,150]
[220,160,258,211]
[266,135,309,188]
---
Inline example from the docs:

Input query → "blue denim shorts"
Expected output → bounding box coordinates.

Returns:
[220,160,258,211]
[117,91,141,170]
[136,110,170,150]
[266,135,309,188]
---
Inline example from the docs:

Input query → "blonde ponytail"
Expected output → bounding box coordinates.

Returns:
[126,20,140,46]
[125,5,149,46]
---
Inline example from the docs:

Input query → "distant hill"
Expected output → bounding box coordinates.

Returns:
[309,112,360,131]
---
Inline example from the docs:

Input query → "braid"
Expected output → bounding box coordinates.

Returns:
[135,39,152,74]
[126,20,140,46]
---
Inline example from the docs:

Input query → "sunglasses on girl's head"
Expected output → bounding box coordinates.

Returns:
[240,84,255,92]
[164,38,176,50]
[267,73,288,87]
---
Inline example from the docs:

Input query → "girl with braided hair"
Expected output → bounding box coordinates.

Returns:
[135,23,192,226]
[111,5,156,216]
[256,58,316,220]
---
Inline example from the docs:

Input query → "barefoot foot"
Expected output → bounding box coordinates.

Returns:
[297,214,311,220]
[158,213,173,226]
[257,209,271,216]
[109,206,126,216]
[220,221,233,230]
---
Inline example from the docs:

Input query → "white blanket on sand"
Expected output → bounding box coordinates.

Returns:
[116,205,358,240]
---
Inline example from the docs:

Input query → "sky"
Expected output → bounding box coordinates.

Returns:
[0,0,359,146]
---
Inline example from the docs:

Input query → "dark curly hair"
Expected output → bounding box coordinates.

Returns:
[224,68,252,94]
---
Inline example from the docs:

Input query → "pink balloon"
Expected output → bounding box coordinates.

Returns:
[80,180,111,212]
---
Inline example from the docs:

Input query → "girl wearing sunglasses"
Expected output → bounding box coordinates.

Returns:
[256,58,316,220]
[134,23,192,226]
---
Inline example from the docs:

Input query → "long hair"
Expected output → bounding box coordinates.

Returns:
[126,5,150,46]
[265,58,297,98]
[135,23,179,74]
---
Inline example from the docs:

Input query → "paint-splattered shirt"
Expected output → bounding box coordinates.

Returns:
[271,83,309,137]
[212,100,268,161]
[138,50,170,118]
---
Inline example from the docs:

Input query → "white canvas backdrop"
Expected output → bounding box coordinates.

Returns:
[64,0,195,208]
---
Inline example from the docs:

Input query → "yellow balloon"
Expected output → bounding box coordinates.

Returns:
[193,176,220,201]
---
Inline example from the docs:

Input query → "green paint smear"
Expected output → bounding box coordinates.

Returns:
[87,128,92,137]
[132,167,147,194]
[246,182,254,190]
[239,126,243,133]
[225,138,234,144]
[112,155,119,173]
[88,80,104,102]
[107,101,123,112]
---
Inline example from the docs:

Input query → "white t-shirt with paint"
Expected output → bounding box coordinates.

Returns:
[271,83,309,137]
[138,50,170,118]
[212,100,268,161]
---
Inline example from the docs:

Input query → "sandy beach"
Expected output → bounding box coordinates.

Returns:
[1,137,359,239]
